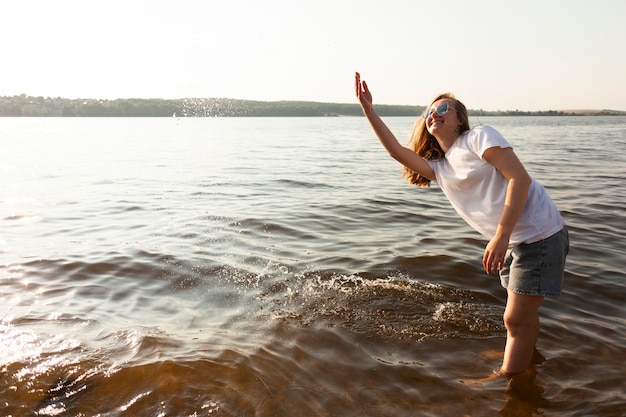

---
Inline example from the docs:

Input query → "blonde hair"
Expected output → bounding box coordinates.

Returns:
[403,93,470,187]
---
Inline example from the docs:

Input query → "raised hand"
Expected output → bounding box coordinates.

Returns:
[355,72,373,114]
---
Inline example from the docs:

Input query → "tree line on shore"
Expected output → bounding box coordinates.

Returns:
[0,95,623,117]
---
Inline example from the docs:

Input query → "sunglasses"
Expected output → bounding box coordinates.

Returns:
[424,102,456,121]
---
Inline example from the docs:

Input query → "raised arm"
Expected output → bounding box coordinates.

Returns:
[355,72,435,181]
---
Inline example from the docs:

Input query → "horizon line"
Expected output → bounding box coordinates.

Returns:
[1,94,625,114]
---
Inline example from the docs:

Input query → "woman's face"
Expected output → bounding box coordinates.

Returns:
[425,99,461,139]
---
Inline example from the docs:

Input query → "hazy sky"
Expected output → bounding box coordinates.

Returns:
[2,0,625,111]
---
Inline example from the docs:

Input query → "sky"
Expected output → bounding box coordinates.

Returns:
[1,0,625,111]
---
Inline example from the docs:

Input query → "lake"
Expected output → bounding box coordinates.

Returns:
[1,116,624,416]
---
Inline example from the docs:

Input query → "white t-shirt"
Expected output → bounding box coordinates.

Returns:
[427,125,564,246]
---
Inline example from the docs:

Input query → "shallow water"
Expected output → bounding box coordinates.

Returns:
[1,116,624,416]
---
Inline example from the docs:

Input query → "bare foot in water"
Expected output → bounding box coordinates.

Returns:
[463,347,545,385]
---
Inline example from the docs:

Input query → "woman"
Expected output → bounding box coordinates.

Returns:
[355,72,569,377]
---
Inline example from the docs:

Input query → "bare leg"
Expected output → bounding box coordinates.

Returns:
[501,291,544,375]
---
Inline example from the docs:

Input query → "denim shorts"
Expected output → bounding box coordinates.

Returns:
[500,227,569,296]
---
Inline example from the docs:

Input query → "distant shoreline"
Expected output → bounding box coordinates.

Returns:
[1,95,624,117]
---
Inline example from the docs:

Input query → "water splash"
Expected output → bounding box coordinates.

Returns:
[180,98,249,117]
[256,271,504,342]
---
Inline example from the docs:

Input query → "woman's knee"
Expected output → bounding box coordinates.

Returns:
[503,293,543,334]
[503,310,537,334]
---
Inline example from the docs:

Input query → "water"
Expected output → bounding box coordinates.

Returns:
[1,116,624,416]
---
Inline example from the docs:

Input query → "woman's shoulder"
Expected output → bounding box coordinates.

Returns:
[463,125,511,154]
[466,124,501,137]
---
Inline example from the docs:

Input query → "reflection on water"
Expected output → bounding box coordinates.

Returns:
[1,117,625,416]
[501,370,551,417]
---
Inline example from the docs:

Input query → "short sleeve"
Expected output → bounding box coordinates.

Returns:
[468,125,512,159]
